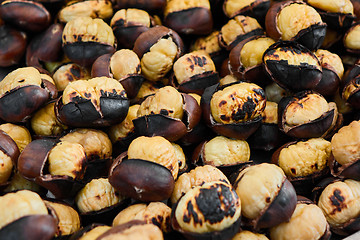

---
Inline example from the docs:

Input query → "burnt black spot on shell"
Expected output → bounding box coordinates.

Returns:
[219,100,227,107]
[253,88,265,98]
[266,197,271,203]
[330,189,346,213]
[84,92,92,98]
[18,79,25,83]
[70,65,81,78]
[183,201,199,223]
[65,73,75,82]
[70,95,87,103]
[115,18,125,26]
[291,168,296,174]
[220,115,230,121]
[231,98,256,121]
[160,109,169,116]
[151,217,158,225]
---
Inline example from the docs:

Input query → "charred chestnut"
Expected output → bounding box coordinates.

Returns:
[265,1,326,50]
[110,8,154,49]
[62,17,116,66]
[223,0,270,25]
[219,15,264,51]
[171,181,241,239]
[134,86,201,142]
[55,76,129,127]
[91,49,144,99]
[278,91,340,139]
[341,61,360,109]
[171,50,219,95]
[163,0,213,35]
[0,67,57,123]
[229,35,274,85]
[58,0,113,23]
[233,163,297,230]
[133,80,164,103]
[171,165,229,204]
[0,123,31,153]
[202,82,266,140]
[0,25,27,67]
[133,25,184,82]
[0,0,51,32]
[317,179,360,235]
[113,202,171,232]
[52,62,90,92]
[344,22,360,54]
[270,197,331,240]
[263,41,322,92]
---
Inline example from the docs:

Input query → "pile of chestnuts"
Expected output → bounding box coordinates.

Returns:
[1,0,360,239]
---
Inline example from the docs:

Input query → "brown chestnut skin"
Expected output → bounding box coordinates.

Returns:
[0,129,20,186]
[265,0,327,51]
[163,0,213,35]
[342,61,360,109]
[0,215,57,240]
[0,25,27,67]
[263,40,323,92]
[112,0,167,13]
[0,0,51,32]
[109,154,175,202]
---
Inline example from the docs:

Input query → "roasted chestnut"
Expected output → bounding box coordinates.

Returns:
[0,67,57,123]
[232,230,269,240]
[163,0,213,35]
[3,171,43,194]
[0,25,27,67]
[52,62,91,92]
[233,163,297,230]
[113,202,172,232]
[265,1,327,50]
[0,129,19,186]
[218,15,264,51]
[201,82,266,140]
[0,0,51,32]
[133,25,184,82]
[171,181,241,239]
[68,224,111,240]
[269,197,331,240]
[272,138,331,195]
[171,50,219,95]
[341,61,360,109]
[55,76,129,127]
[133,86,201,142]
[263,41,322,92]
[112,0,167,13]
[264,82,289,104]
[133,80,164,103]
[62,17,116,66]
[171,165,229,204]
[91,49,144,99]
[223,0,270,25]
[58,0,113,23]
[317,179,360,236]
[330,120,360,180]
[0,123,31,153]
[110,8,154,49]
[278,91,340,139]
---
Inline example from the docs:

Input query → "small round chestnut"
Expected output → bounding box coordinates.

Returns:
[202,82,266,140]
[218,15,264,51]
[52,62,91,92]
[232,230,269,240]
[3,172,43,194]
[341,61,360,109]
[270,197,331,240]
[317,179,360,235]
[264,82,289,104]
[55,76,129,127]
[133,25,184,82]
[278,91,340,139]
[110,8,154,49]
[344,22,360,54]
[113,202,172,232]
[233,163,297,230]
[171,50,219,95]
[171,165,230,204]
[171,181,241,240]
[163,0,213,35]
[0,25,27,67]
[0,123,31,152]
[265,1,327,50]
[62,17,116,66]
[58,0,113,23]
[263,41,323,92]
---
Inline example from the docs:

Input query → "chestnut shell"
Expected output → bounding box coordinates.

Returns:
[329,154,360,181]
[0,25,27,67]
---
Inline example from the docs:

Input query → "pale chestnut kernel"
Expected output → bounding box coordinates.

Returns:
[277,3,323,40]
[270,203,327,240]
[109,104,140,142]
[40,74,55,85]
[127,136,179,179]
[190,31,222,54]
[0,123,31,152]
[240,37,275,68]
[110,8,151,27]
[164,0,210,16]
[315,49,344,79]
[100,223,164,240]
[137,86,184,120]
[110,49,141,80]
[52,63,91,91]
[232,230,269,240]
[224,0,257,17]
[210,82,266,124]
[318,179,360,227]
[79,226,111,240]
[76,178,123,213]
[219,75,239,87]
[235,163,285,219]
[262,101,278,124]
[0,67,41,97]
[0,151,13,184]
[0,190,48,229]
[344,24,360,50]
[4,172,42,193]
[135,80,162,101]
[331,120,360,166]
[173,50,215,84]
[278,138,331,178]
[284,94,330,126]
[221,15,262,46]
[171,165,229,204]
[172,143,186,171]
[62,17,115,45]
[204,136,250,166]
[48,141,86,179]
[141,38,178,81]
[307,0,354,14]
